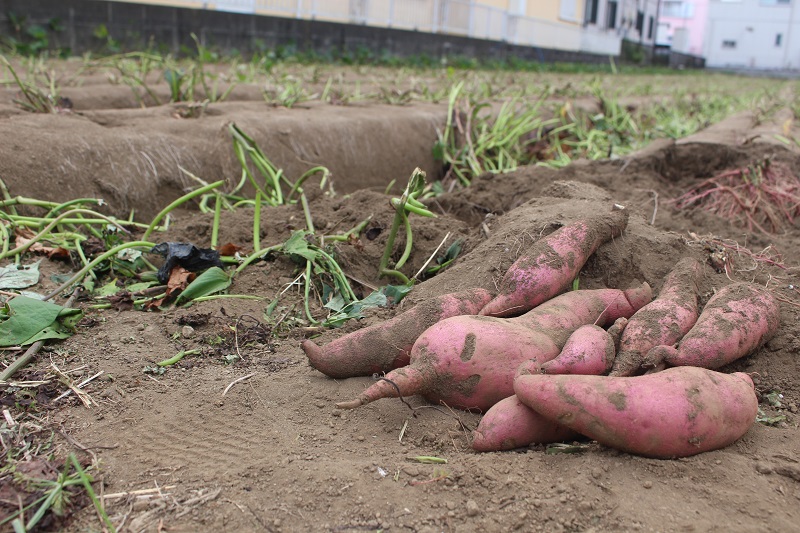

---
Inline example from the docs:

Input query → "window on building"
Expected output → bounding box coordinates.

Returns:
[760,0,791,5]
[647,16,654,38]
[560,0,578,21]
[722,40,737,48]
[776,33,783,46]
[607,1,618,28]
[636,10,644,33]
[585,0,599,24]
[661,1,695,18]
[510,0,526,15]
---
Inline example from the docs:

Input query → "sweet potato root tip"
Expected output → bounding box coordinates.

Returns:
[335,367,427,410]
[336,398,367,410]
[301,339,323,365]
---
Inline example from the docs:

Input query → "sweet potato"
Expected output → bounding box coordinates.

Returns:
[643,282,779,370]
[609,257,705,377]
[514,367,758,458]
[479,208,628,318]
[472,395,578,452]
[539,323,622,376]
[335,284,651,411]
[301,288,493,379]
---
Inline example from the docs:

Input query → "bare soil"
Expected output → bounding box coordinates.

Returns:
[1,71,799,533]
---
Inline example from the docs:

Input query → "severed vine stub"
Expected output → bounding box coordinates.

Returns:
[672,159,800,234]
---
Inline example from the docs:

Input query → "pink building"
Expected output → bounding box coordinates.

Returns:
[656,0,709,56]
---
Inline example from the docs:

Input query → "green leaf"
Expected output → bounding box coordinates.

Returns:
[283,230,319,262]
[323,290,388,328]
[0,261,41,290]
[0,296,82,346]
[409,456,447,464]
[0,296,63,346]
[380,284,412,304]
[545,443,589,455]
[94,278,122,297]
[175,267,231,304]
[432,140,445,161]
[757,408,787,426]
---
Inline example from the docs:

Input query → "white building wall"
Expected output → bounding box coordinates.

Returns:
[705,0,796,69]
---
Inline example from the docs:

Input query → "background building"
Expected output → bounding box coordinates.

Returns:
[703,0,797,69]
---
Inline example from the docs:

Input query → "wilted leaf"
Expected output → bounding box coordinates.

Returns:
[14,230,63,257]
[47,247,70,260]
[217,242,243,256]
[106,291,134,312]
[147,266,195,308]
[0,261,41,290]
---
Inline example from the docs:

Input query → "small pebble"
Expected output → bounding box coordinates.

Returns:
[466,499,480,517]
[643,481,653,489]
[181,325,195,338]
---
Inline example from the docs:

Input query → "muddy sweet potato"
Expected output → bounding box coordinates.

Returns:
[609,257,705,377]
[479,208,629,318]
[643,282,780,370]
[336,284,651,412]
[538,323,622,376]
[301,288,493,378]
[472,395,578,452]
[514,367,758,458]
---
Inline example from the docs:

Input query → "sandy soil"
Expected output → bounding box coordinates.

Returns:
[1,68,799,533]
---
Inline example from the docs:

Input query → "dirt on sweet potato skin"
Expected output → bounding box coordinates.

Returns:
[2,75,800,532]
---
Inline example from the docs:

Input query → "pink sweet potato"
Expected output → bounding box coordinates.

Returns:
[472,395,578,452]
[479,208,628,318]
[514,367,758,458]
[539,324,618,376]
[336,284,651,412]
[609,257,705,377]
[301,288,493,379]
[643,282,780,370]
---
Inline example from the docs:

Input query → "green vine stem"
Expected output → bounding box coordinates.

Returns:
[211,194,222,249]
[142,180,224,240]
[253,191,262,252]
[44,241,156,300]
[0,208,132,261]
[301,193,314,233]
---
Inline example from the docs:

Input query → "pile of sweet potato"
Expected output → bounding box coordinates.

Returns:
[301,208,780,459]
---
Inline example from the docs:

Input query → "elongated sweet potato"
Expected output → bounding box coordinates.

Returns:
[609,257,705,377]
[336,284,651,411]
[301,288,493,379]
[472,395,578,452]
[479,208,629,318]
[643,282,779,370]
[515,367,758,458]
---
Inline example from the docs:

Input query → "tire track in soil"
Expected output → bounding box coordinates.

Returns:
[113,396,281,476]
